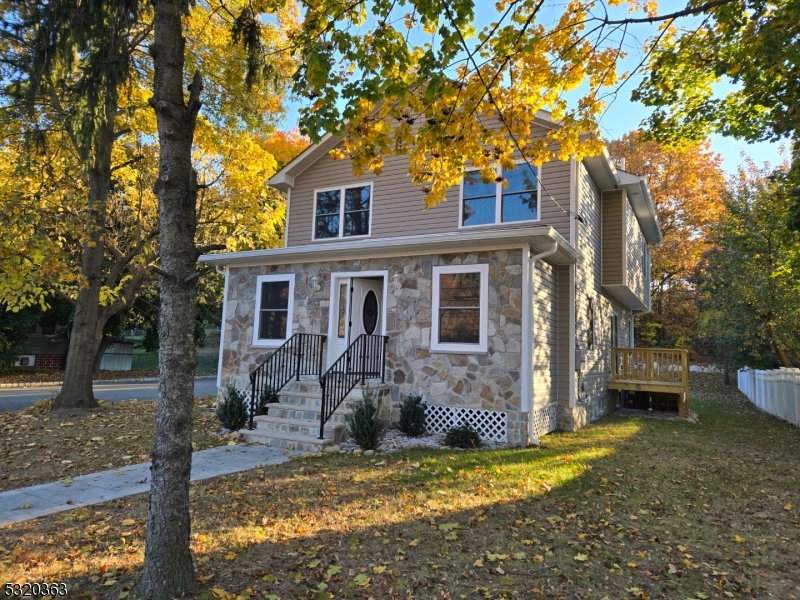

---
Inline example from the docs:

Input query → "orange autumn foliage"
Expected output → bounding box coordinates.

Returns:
[608,131,726,349]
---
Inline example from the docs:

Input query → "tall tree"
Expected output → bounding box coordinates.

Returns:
[608,131,726,348]
[0,0,147,408]
[0,1,297,409]
[137,1,296,596]
[698,160,800,368]
[633,0,800,228]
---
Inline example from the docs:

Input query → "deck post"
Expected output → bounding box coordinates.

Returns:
[678,392,688,419]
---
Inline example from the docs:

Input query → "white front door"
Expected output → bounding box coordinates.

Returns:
[330,277,383,364]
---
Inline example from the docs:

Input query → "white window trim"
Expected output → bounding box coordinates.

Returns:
[458,161,542,229]
[431,263,489,354]
[252,273,295,347]
[311,182,374,241]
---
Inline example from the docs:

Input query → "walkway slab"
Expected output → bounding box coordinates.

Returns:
[0,444,288,527]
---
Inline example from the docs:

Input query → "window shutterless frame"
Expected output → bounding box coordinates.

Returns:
[431,263,489,353]
[311,182,374,240]
[252,274,295,347]
[458,161,542,229]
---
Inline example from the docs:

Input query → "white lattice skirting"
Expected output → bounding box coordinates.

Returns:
[532,403,558,438]
[425,406,508,443]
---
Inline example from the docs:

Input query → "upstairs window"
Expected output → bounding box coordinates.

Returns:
[314,184,372,239]
[461,163,539,227]
[253,274,294,346]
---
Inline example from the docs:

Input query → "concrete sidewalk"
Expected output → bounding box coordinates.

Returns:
[0,444,288,527]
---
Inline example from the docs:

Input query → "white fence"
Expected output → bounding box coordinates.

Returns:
[738,367,800,426]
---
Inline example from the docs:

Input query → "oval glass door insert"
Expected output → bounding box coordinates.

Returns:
[363,290,378,335]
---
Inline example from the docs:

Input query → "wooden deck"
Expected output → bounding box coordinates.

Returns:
[608,347,690,417]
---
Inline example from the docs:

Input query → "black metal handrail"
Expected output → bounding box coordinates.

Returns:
[249,333,327,429]
[318,334,388,439]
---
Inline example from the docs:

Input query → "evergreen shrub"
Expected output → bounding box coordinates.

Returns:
[444,422,483,449]
[217,386,249,431]
[346,386,386,450]
[397,394,427,437]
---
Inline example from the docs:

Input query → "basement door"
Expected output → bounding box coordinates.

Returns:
[330,277,383,365]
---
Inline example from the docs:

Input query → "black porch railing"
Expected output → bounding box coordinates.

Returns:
[249,333,327,429]
[318,334,388,439]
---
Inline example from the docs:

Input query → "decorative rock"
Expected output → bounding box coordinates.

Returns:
[354,448,363,456]
[363,449,375,457]
[324,444,341,453]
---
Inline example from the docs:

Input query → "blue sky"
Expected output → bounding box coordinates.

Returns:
[280,2,784,174]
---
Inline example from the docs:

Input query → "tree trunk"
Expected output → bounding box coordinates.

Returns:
[767,322,794,368]
[53,102,116,410]
[138,1,201,597]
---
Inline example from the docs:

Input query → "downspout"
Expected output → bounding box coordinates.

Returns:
[527,241,559,446]
[215,264,228,391]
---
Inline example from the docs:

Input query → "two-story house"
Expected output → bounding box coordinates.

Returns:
[199,114,661,451]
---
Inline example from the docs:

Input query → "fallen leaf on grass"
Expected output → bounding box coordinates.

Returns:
[785,503,793,511]
[121,518,135,526]
[225,552,237,560]
[574,554,588,561]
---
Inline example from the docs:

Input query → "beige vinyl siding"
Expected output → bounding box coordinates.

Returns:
[285,123,572,246]
[534,261,558,406]
[573,162,633,421]
[556,264,571,404]
[601,190,625,285]
[625,201,649,308]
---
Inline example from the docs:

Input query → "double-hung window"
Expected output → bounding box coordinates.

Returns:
[461,163,539,227]
[431,264,489,353]
[314,184,372,239]
[253,274,294,346]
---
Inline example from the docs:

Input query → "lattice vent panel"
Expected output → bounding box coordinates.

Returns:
[532,403,558,438]
[425,405,507,443]
[230,388,262,417]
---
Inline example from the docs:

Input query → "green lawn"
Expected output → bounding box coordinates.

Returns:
[2,374,799,600]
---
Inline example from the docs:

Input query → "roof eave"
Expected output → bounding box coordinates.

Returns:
[198,226,579,268]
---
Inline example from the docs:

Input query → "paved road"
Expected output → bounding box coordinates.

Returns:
[0,377,218,412]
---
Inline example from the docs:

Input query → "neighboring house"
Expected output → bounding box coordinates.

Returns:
[199,113,661,450]
[14,324,68,370]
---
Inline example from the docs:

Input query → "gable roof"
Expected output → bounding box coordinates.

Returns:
[583,148,662,244]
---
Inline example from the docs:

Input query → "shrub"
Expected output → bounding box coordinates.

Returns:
[346,386,386,450]
[445,422,483,449]
[217,386,249,431]
[397,394,427,437]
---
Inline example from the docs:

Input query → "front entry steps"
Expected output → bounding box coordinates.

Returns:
[241,379,389,454]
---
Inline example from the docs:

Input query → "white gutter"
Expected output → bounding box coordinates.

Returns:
[527,241,559,446]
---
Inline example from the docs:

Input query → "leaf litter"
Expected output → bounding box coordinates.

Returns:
[1,374,800,599]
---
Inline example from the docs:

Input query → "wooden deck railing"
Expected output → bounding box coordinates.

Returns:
[610,347,689,389]
[609,347,690,417]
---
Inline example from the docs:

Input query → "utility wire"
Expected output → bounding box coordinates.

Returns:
[439,0,589,225]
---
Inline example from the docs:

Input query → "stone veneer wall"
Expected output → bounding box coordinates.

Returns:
[219,249,529,445]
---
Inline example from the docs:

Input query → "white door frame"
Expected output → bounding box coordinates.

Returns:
[326,270,389,367]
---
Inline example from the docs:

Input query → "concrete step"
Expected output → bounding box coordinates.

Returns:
[253,415,346,439]
[265,402,351,424]
[241,429,340,454]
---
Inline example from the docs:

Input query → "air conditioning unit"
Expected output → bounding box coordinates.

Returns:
[14,355,35,367]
